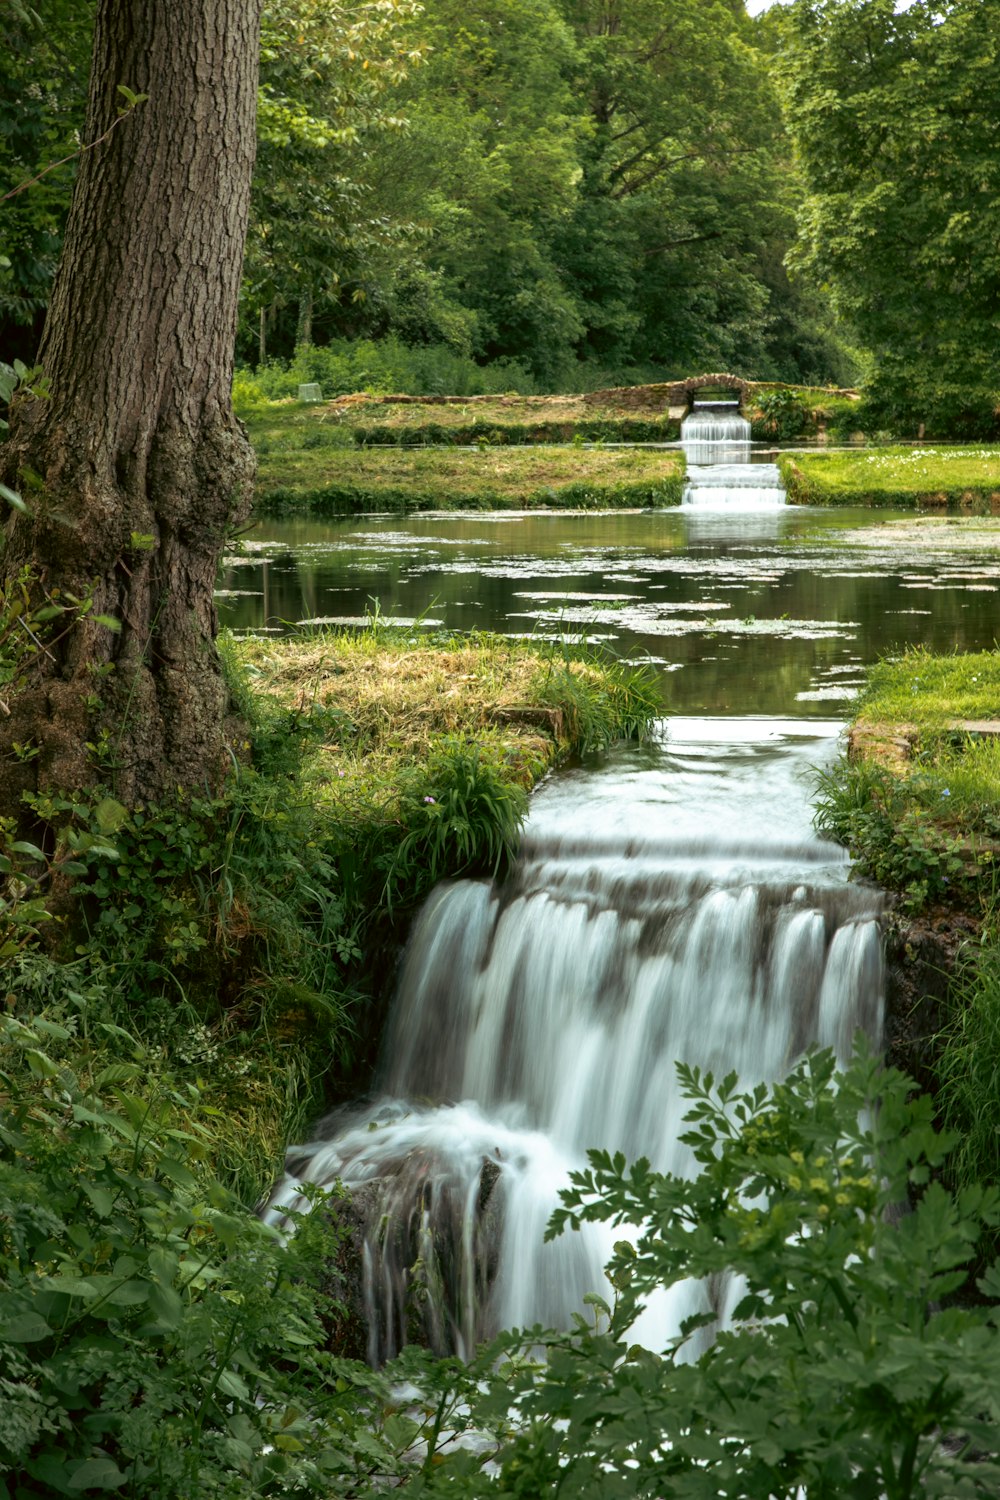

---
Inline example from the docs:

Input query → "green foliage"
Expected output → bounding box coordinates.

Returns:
[246,0,426,362]
[0,0,92,345]
[812,758,968,912]
[752,386,808,441]
[937,941,1000,1199]
[811,648,1000,911]
[532,655,661,756]
[410,1046,1000,1497]
[379,736,529,910]
[0,1013,466,1498]
[235,338,538,406]
[783,0,1000,435]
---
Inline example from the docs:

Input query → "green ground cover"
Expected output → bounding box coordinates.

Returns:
[779,447,1000,508]
[240,389,684,448]
[814,646,1000,1201]
[253,442,685,516]
[815,647,1000,910]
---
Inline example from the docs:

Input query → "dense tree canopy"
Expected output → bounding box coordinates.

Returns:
[2,0,856,387]
[5,0,1000,409]
[782,0,1000,433]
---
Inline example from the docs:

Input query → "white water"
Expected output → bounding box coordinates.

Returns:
[681,403,786,509]
[268,719,883,1362]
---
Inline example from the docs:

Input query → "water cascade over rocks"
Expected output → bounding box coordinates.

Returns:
[682,400,786,508]
[268,719,884,1364]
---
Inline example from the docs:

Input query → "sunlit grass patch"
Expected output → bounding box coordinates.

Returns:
[858,647,1000,726]
[780,447,1000,508]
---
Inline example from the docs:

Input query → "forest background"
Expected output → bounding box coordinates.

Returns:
[4,0,998,436]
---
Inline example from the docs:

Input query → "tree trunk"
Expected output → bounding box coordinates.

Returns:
[0,0,262,812]
[296,287,314,348]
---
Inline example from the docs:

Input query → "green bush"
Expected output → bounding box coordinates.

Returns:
[413,1045,1000,1497]
[235,338,539,406]
[0,1016,392,1498]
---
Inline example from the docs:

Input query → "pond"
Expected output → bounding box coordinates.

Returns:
[218,507,1000,717]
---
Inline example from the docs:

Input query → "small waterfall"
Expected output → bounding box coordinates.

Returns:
[681,400,786,509]
[681,401,751,445]
[268,720,883,1361]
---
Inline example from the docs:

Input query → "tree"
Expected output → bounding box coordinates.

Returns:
[0,0,262,814]
[782,0,1000,433]
[243,0,424,364]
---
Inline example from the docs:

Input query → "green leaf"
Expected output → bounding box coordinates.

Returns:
[10,841,45,860]
[0,1312,53,1342]
[66,1457,129,1491]
[216,1367,250,1401]
[25,1048,59,1079]
[147,1280,183,1329]
[92,615,121,632]
[93,797,128,835]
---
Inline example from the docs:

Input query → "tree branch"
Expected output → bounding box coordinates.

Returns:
[2,99,145,203]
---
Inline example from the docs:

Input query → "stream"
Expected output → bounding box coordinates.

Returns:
[260,413,991,1358]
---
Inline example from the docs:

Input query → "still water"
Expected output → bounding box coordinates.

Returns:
[219,507,1000,716]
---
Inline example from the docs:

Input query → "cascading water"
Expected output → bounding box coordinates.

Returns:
[681,400,786,508]
[267,719,883,1363]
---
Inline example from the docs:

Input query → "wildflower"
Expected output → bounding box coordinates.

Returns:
[424,795,436,804]
[941,788,951,797]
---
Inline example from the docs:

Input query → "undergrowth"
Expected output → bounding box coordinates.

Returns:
[0,618,660,1206]
[816,645,1000,1207]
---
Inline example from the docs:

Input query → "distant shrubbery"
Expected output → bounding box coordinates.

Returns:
[233,338,541,408]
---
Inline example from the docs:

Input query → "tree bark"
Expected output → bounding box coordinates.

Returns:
[0,0,262,812]
[296,287,314,348]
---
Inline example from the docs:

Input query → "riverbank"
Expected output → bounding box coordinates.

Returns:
[814,645,1000,1191]
[780,447,1000,509]
[2,628,659,1207]
[237,377,859,448]
[254,443,685,516]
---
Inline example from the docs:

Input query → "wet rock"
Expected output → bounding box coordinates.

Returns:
[313,1155,507,1363]
[884,903,980,1100]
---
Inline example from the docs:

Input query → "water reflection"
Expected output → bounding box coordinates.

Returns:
[217,509,1000,717]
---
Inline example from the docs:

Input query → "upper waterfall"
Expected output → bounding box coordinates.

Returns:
[681,401,786,509]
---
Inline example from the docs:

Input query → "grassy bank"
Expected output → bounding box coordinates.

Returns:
[816,647,1000,912]
[2,627,660,1209]
[814,645,1000,1194]
[780,447,1000,509]
[237,378,861,453]
[254,443,685,516]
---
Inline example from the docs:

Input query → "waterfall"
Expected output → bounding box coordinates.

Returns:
[681,401,751,445]
[681,401,786,509]
[267,719,883,1362]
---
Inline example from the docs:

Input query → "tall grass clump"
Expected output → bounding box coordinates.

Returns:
[937,940,1000,1196]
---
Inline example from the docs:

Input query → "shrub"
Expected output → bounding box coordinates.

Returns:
[414,1045,1000,1497]
[0,1016,394,1498]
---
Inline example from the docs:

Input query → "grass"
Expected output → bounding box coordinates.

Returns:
[814,647,1000,913]
[779,447,1000,509]
[252,443,685,516]
[231,625,661,792]
[237,377,861,453]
